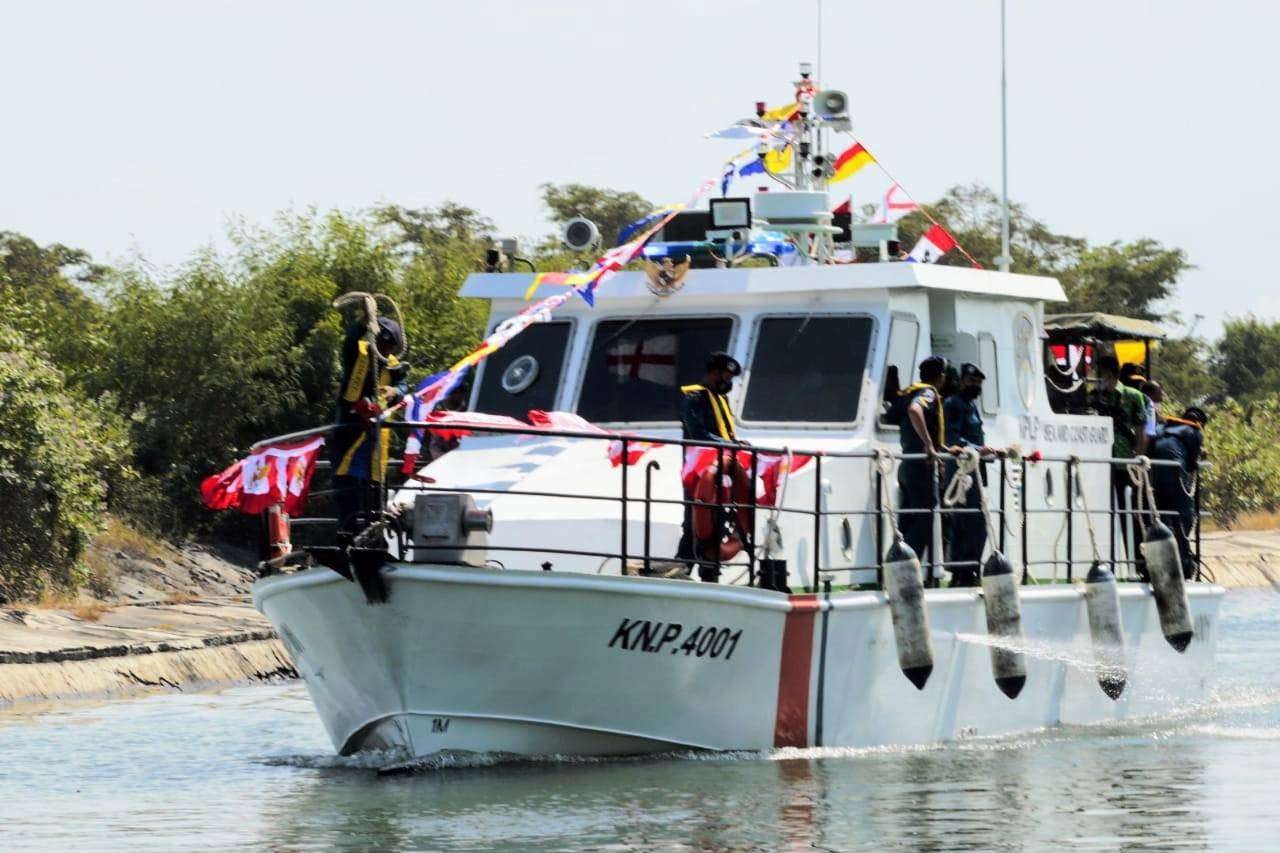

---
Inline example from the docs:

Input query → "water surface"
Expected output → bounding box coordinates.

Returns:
[2,591,1276,850]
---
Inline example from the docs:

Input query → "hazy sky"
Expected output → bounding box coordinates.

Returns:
[4,1,1275,338]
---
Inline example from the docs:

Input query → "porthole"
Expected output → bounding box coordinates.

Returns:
[501,355,539,394]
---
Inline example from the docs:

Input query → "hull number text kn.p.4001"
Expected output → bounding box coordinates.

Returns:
[607,619,744,660]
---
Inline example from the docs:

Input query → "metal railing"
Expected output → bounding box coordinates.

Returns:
[267,419,1205,591]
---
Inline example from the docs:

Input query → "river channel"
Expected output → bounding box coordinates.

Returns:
[1,590,1276,850]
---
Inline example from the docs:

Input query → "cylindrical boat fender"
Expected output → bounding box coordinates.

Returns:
[1084,560,1127,699]
[882,538,934,690]
[1140,520,1194,652]
[981,551,1027,699]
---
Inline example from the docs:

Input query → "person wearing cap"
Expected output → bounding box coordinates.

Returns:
[1120,362,1160,450]
[675,351,742,582]
[331,316,410,534]
[1151,406,1209,578]
[897,355,956,568]
[1093,354,1153,572]
[943,362,994,586]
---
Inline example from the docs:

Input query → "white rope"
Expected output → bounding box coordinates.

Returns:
[942,447,981,508]
[1127,457,1158,521]
[1060,456,1106,583]
[873,448,904,544]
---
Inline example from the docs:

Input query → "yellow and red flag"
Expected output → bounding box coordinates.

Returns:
[831,142,875,183]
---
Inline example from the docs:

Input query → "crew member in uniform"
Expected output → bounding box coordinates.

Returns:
[331,317,410,535]
[1150,406,1208,578]
[943,363,994,587]
[675,351,741,583]
[897,355,954,567]
[1092,354,1152,572]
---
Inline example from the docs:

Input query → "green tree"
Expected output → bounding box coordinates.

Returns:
[1057,239,1190,321]
[1154,336,1221,402]
[91,207,490,533]
[1211,315,1280,401]
[0,324,133,600]
[1198,398,1280,525]
[896,184,1190,321]
[539,183,654,248]
[0,231,110,377]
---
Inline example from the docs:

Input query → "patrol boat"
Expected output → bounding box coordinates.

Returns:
[252,72,1223,760]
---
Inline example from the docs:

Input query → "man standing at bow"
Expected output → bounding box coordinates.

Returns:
[331,316,410,535]
[675,351,741,583]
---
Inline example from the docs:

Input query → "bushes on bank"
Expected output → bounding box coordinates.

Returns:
[0,326,134,601]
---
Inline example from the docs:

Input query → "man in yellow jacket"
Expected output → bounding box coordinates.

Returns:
[331,317,409,534]
[675,351,741,582]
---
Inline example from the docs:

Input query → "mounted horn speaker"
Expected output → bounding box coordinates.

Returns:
[814,89,848,119]
[814,89,851,130]
[562,217,600,251]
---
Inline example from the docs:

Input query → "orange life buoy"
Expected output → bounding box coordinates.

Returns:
[692,459,752,562]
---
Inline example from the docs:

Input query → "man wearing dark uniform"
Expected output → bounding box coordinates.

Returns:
[943,363,993,587]
[1151,406,1208,579]
[898,356,952,567]
[331,317,410,534]
[675,351,741,582]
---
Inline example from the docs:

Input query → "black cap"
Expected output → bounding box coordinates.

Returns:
[960,362,986,380]
[707,351,741,376]
[1183,405,1209,425]
[376,317,404,353]
[919,355,948,381]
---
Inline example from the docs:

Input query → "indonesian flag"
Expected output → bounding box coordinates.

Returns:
[907,223,958,263]
[606,335,677,385]
[1050,343,1093,372]
[874,183,918,224]
[200,437,325,516]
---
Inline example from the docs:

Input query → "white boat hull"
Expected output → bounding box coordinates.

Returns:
[253,566,1223,757]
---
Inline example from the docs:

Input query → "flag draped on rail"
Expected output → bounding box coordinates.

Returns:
[199,437,325,515]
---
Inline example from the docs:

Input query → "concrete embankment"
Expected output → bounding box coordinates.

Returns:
[1200,530,1280,589]
[0,597,294,707]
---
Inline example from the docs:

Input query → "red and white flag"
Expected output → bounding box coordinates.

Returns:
[907,223,957,264]
[200,436,325,516]
[874,183,918,223]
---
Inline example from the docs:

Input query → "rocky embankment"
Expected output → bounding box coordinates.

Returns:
[0,537,294,708]
[1200,529,1280,589]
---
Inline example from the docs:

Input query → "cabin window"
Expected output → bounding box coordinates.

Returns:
[473,321,572,417]
[978,333,1000,414]
[743,316,874,423]
[577,317,733,423]
[879,314,920,427]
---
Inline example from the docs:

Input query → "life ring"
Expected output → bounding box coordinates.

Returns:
[692,458,753,562]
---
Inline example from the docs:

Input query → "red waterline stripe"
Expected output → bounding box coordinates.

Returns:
[773,593,821,748]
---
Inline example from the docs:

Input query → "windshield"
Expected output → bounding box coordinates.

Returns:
[743,315,875,422]
[473,321,572,417]
[577,317,733,423]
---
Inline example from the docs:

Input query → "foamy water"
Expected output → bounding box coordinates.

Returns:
[1,590,1277,850]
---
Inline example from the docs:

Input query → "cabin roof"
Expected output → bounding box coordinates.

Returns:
[1043,312,1167,341]
[460,262,1067,305]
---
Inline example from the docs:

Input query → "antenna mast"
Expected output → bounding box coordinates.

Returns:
[997,0,1012,273]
